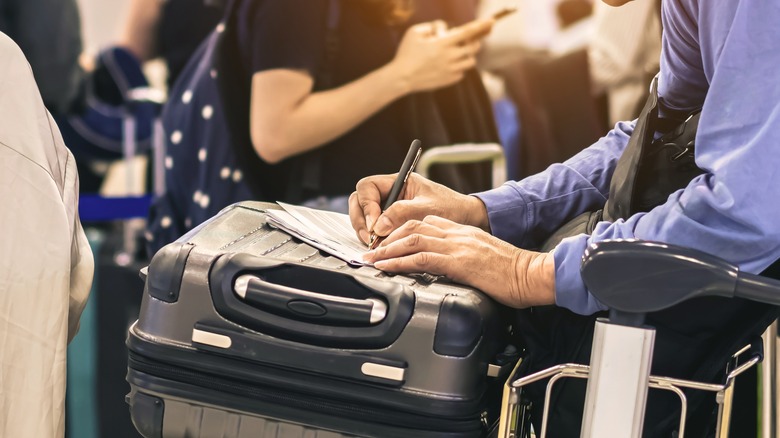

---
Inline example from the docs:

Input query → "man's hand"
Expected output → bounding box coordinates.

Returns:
[362,215,556,308]
[349,173,489,245]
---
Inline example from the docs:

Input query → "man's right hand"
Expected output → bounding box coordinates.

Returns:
[348,173,490,245]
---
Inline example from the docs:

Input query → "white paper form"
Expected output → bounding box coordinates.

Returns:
[265,202,370,266]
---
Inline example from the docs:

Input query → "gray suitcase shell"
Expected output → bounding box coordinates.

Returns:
[127,202,512,437]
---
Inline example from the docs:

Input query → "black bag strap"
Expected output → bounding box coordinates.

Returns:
[603,77,660,220]
[604,77,704,220]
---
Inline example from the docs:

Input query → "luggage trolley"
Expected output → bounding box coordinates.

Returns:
[498,240,780,438]
[416,143,507,190]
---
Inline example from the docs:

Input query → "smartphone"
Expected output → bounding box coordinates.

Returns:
[492,6,518,21]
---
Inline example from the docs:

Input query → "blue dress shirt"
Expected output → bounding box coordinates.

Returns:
[476,0,780,315]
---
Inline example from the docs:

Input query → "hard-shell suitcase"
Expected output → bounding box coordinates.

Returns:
[126,201,516,438]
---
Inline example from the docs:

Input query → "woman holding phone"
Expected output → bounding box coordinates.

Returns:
[148,0,498,252]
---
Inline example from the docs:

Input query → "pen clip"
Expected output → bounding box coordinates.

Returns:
[404,147,422,184]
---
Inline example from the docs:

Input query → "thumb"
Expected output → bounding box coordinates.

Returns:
[372,199,423,236]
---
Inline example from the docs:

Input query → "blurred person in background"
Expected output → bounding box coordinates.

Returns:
[0,32,93,438]
[147,0,499,253]
[118,0,223,88]
[588,0,661,125]
[0,0,84,114]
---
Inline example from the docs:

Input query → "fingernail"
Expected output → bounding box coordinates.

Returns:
[373,216,393,235]
[365,215,374,231]
[374,260,388,269]
[363,250,376,262]
[359,230,369,244]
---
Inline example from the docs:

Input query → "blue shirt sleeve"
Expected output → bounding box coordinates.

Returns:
[482,0,780,315]
[475,119,634,249]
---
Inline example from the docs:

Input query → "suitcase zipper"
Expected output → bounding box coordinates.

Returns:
[128,351,484,434]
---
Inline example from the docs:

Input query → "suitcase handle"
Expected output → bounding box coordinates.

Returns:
[234,274,388,325]
[209,253,415,348]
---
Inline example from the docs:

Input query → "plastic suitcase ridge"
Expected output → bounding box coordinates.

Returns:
[127,201,517,438]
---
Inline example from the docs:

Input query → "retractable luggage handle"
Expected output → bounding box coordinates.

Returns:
[209,252,416,349]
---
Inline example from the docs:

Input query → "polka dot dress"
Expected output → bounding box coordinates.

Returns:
[146,21,254,254]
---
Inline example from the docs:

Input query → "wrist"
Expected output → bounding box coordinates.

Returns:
[464,195,490,231]
[526,252,556,306]
[384,59,414,96]
[507,250,556,308]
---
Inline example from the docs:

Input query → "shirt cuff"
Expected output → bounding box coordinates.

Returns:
[474,184,529,246]
[553,234,608,315]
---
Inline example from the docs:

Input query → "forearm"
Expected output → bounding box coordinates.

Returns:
[251,63,410,163]
[118,0,163,61]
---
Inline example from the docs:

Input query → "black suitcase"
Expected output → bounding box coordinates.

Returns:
[126,202,516,437]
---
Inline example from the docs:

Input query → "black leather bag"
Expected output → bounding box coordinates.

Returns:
[540,78,701,252]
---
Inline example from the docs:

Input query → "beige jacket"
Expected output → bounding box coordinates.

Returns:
[0,32,93,437]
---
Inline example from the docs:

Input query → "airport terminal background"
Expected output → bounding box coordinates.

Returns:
[65,1,627,435]
[1,0,777,437]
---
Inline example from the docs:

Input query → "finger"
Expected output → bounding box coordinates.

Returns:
[451,57,476,74]
[410,21,436,36]
[432,20,448,37]
[372,198,430,237]
[366,230,451,267]
[421,215,462,230]
[350,175,396,242]
[373,251,451,277]
[464,40,482,57]
[349,191,371,244]
[378,218,449,248]
[442,18,494,45]
[451,40,481,61]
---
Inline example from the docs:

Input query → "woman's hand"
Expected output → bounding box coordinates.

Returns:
[349,173,489,245]
[389,18,494,94]
[362,215,556,309]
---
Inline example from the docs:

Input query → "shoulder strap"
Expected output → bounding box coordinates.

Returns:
[603,77,660,221]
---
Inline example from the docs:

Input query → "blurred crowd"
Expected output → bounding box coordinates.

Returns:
[0,0,662,436]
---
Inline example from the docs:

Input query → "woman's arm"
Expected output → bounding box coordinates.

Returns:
[117,0,164,62]
[250,19,493,164]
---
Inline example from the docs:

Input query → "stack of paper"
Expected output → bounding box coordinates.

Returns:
[265,202,370,266]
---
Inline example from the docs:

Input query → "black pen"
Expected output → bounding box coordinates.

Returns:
[368,139,422,250]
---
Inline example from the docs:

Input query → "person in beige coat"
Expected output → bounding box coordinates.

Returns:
[0,31,93,437]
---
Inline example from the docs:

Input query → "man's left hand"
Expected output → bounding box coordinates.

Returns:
[362,215,556,308]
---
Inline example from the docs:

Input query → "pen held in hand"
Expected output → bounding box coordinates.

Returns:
[368,139,423,250]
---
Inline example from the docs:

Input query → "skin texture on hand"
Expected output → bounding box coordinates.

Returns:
[349,173,556,309]
[349,173,489,245]
[362,215,556,308]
